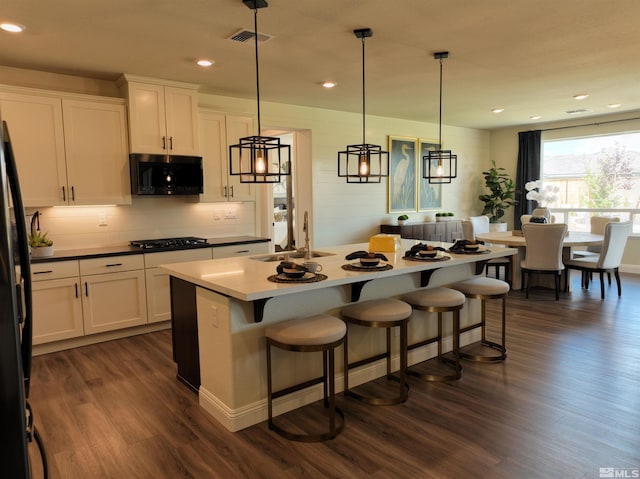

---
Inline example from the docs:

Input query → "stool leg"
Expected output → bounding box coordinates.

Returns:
[437,312,443,359]
[386,328,392,379]
[343,327,349,395]
[399,322,408,402]
[452,310,461,377]
[267,341,274,429]
[322,349,329,408]
[328,346,336,437]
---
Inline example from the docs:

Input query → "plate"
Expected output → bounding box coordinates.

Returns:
[403,255,451,262]
[342,263,393,272]
[276,272,316,281]
[449,248,491,255]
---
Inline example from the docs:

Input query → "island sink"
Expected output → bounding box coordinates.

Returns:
[250,251,335,262]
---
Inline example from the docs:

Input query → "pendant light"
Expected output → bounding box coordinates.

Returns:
[337,28,388,183]
[423,51,457,184]
[229,0,291,184]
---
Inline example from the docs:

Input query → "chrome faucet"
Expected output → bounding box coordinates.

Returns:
[302,210,310,259]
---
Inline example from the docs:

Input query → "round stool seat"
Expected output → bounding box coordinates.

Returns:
[451,276,510,297]
[342,298,413,324]
[266,314,346,346]
[404,287,465,309]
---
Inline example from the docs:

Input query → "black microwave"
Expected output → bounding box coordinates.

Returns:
[130,154,203,195]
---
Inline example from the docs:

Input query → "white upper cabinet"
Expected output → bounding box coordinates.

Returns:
[119,75,200,156]
[62,99,131,205]
[0,88,131,207]
[0,91,68,206]
[199,109,255,202]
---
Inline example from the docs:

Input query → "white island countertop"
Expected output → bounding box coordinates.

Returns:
[160,239,516,303]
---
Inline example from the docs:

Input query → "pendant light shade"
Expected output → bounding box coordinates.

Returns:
[423,51,457,184]
[229,0,291,184]
[338,28,388,183]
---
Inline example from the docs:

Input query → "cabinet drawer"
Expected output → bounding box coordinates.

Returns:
[79,255,144,276]
[31,260,79,281]
[212,242,269,258]
[143,248,212,268]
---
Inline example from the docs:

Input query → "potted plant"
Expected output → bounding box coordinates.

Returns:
[29,211,54,257]
[435,212,455,222]
[479,160,517,229]
[397,214,409,225]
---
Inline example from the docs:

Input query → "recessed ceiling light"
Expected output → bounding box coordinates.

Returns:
[491,108,504,114]
[321,81,337,89]
[530,115,542,120]
[1,22,25,33]
[608,103,622,109]
[197,59,214,67]
[573,93,589,100]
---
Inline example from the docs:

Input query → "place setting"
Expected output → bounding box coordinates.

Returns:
[267,260,328,283]
[403,242,451,262]
[447,239,491,255]
[342,251,393,271]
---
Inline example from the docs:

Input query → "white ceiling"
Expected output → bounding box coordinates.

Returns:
[2,0,640,130]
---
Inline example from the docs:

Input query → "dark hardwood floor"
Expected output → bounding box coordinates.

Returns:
[28,273,640,478]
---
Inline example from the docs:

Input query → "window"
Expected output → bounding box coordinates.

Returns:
[541,131,640,233]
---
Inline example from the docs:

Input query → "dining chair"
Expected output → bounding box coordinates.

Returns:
[573,216,620,285]
[563,221,632,299]
[462,216,511,284]
[520,223,568,300]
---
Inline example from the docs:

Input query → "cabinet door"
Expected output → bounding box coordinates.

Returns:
[81,270,147,334]
[164,86,199,155]
[127,82,167,154]
[199,110,228,202]
[0,92,68,206]
[62,99,131,205]
[32,277,84,344]
[225,115,255,201]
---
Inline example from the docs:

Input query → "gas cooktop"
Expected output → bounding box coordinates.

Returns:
[129,237,209,250]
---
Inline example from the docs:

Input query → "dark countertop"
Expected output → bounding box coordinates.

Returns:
[30,235,271,263]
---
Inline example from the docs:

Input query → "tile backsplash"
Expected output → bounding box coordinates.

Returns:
[25,197,257,250]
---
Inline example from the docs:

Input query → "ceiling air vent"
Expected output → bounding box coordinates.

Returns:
[565,108,591,115]
[228,29,273,43]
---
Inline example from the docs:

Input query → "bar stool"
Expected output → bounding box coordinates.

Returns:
[265,314,346,442]
[341,298,412,405]
[403,287,466,381]
[450,277,509,362]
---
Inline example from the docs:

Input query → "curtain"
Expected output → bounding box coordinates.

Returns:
[514,130,541,229]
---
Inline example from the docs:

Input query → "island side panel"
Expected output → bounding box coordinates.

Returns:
[170,276,200,392]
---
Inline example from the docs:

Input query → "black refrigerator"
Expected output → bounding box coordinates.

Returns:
[0,120,48,477]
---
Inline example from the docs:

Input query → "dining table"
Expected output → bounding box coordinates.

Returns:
[475,230,604,290]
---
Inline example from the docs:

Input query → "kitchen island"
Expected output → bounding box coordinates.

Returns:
[161,239,516,432]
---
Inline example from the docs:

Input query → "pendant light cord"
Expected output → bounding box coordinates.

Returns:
[438,56,443,149]
[253,6,261,135]
[361,36,366,146]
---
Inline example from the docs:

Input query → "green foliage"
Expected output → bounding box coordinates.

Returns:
[28,230,53,248]
[397,214,409,220]
[582,144,633,208]
[479,161,517,223]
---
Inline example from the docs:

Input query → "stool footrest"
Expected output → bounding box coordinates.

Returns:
[269,405,345,443]
[459,340,506,362]
[407,336,439,352]
[271,375,325,400]
[346,380,409,406]
[407,356,462,381]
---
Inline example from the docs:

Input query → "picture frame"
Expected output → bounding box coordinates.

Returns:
[418,138,443,210]
[388,136,417,213]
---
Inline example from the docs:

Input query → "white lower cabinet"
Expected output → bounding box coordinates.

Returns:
[31,261,84,345]
[144,249,212,324]
[79,255,147,335]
